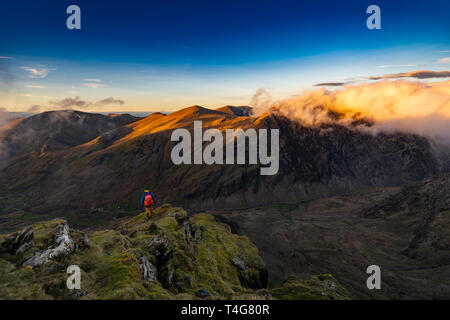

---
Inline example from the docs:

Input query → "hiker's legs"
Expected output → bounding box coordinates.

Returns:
[150,204,154,216]
[145,206,149,218]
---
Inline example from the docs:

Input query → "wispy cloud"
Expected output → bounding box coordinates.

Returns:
[314,70,450,87]
[84,78,102,82]
[20,93,56,99]
[369,70,450,80]
[314,82,351,87]
[437,57,450,64]
[83,83,107,88]
[0,56,14,59]
[50,96,88,109]
[82,78,106,88]
[25,85,46,89]
[20,66,51,79]
[97,97,124,105]
[47,96,125,110]
[27,105,43,112]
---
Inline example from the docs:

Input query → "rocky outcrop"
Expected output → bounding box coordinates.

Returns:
[231,257,250,284]
[270,274,351,300]
[71,289,88,300]
[0,225,34,255]
[139,257,157,282]
[23,223,75,268]
[0,204,351,300]
[148,233,171,261]
[183,220,200,244]
[195,288,211,298]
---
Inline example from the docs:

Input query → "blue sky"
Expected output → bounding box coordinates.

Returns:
[0,0,449,112]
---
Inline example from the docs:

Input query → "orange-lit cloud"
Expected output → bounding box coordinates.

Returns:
[260,80,450,141]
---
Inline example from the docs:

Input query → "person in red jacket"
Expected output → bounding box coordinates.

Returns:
[140,187,156,219]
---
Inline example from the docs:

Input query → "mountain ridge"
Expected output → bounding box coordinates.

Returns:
[0,106,447,214]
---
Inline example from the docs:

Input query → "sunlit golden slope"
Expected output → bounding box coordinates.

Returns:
[115,105,263,144]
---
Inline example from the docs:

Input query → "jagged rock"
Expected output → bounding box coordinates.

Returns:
[1,225,34,255]
[148,233,170,258]
[324,280,337,292]
[230,256,267,289]
[71,289,88,300]
[167,268,174,285]
[231,256,250,283]
[195,289,211,298]
[183,220,199,244]
[148,233,176,288]
[139,257,157,282]
[23,223,75,268]
[69,229,91,250]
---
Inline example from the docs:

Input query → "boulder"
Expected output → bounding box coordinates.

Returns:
[23,223,75,268]
[0,225,34,255]
[195,289,211,298]
[139,257,157,282]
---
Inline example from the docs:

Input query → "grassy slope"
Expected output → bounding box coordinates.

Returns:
[0,204,350,300]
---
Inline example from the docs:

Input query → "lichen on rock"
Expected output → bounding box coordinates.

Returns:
[23,222,76,268]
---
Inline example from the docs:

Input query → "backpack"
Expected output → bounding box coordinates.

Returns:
[144,194,153,207]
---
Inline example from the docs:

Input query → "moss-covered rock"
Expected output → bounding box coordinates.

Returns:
[0,204,351,300]
[270,274,351,300]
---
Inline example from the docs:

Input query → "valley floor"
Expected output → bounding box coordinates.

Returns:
[208,187,450,299]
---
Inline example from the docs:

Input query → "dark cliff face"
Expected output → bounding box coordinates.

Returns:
[0,108,447,214]
[269,114,443,185]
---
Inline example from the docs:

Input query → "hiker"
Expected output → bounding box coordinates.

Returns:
[140,187,156,219]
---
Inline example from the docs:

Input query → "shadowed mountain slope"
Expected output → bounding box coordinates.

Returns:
[0,110,141,163]
[0,106,447,215]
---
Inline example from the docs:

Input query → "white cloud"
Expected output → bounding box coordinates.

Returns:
[84,78,102,82]
[25,85,46,89]
[20,66,51,79]
[83,83,107,88]
[437,57,450,64]
[0,56,14,59]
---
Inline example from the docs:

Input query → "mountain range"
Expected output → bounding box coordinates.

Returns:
[1,106,450,299]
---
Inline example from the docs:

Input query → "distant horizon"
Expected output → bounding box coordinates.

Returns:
[4,104,257,120]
